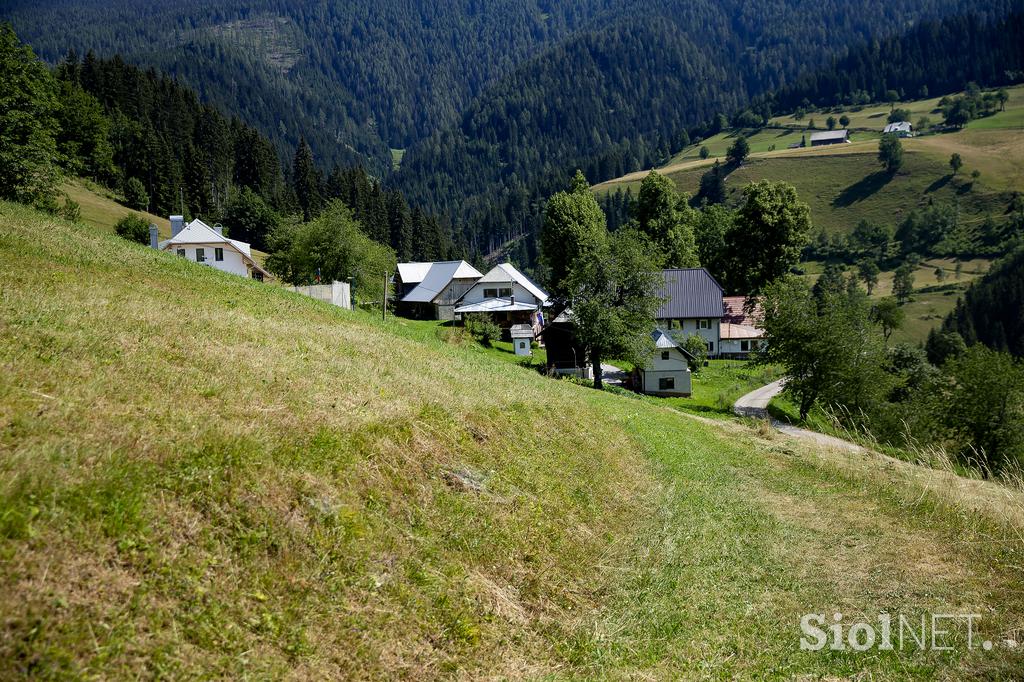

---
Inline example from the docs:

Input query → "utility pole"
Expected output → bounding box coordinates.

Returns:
[382,271,388,322]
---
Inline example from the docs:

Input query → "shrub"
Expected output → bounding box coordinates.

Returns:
[124,177,149,211]
[114,213,150,245]
[464,313,501,346]
[60,197,81,222]
[680,334,708,370]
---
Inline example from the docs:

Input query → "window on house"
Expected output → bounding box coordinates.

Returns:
[659,377,675,391]
[196,248,206,262]
[741,340,750,352]
[483,287,512,298]
[699,319,709,329]
[661,351,670,361]
[176,249,186,258]
[215,247,224,262]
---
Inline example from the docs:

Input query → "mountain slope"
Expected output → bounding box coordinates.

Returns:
[3,0,1014,181]
[1,0,621,174]
[394,0,1018,252]
[2,203,1024,676]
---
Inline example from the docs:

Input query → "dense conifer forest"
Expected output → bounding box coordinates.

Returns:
[940,247,1024,358]
[2,0,1015,181]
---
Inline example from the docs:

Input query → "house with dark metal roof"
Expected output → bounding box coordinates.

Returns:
[655,268,725,357]
[396,260,483,320]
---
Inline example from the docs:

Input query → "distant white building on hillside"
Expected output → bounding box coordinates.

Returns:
[154,215,269,280]
[883,121,913,137]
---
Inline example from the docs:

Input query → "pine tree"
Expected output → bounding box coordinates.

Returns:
[292,137,321,222]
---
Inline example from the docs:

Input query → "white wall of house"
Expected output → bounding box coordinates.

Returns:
[167,244,249,277]
[720,338,761,357]
[461,281,541,306]
[640,347,692,395]
[659,317,721,356]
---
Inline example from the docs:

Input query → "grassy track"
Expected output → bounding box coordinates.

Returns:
[1,202,1023,678]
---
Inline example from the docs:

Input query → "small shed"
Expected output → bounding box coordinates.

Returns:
[510,324,534,356]
[636,329,694,397]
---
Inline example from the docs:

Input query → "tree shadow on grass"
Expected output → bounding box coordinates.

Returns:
[832,170,894,207]
[925,174,952,193]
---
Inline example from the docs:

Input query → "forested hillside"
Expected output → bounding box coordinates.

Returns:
[940,247,1024,358]
[1,0,619,174]
[3,0,1014,183]
[394,0,1019,256]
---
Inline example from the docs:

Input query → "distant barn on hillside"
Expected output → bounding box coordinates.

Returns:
[809,129,850,146]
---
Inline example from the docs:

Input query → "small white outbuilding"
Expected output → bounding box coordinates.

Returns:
[637,329,694,397]
[510,324,534,356]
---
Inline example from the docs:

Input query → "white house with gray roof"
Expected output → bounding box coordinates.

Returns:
[455,262,549,332]
[655,268,725,357]
[156,215,269,280]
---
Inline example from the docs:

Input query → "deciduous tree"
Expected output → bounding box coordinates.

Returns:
[724,180,811,294]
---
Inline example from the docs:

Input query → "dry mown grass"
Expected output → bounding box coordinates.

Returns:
[1,202,1023,679]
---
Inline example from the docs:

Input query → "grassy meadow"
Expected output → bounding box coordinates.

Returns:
[2,202,1024,678]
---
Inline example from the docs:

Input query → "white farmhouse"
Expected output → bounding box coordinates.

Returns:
[636,329,694,396]
[654,268,725,357]
[155,215,269,280]
[454,263,549,333]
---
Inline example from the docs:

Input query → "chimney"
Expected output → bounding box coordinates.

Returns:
[213,223,223,236]
[149,224,159,250]
[170,215,184,237]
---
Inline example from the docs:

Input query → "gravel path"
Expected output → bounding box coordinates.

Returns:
[733,379,863,453]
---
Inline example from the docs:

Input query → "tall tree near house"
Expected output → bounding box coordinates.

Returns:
[540,170,608,297]
[266,200,396,300]
[541,171,661,390]
[693,204,733,284]
[0,24,61,207]
[878,133,904,173]
[724,180,811,294]
[566,228,663,390]
[633,170,698,268]
[758,276,889,420]
[292,137,321,222]
[222,187,279,251]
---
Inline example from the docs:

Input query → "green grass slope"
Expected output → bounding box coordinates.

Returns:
[595,85,1024,238]
[2,203,1024,678]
